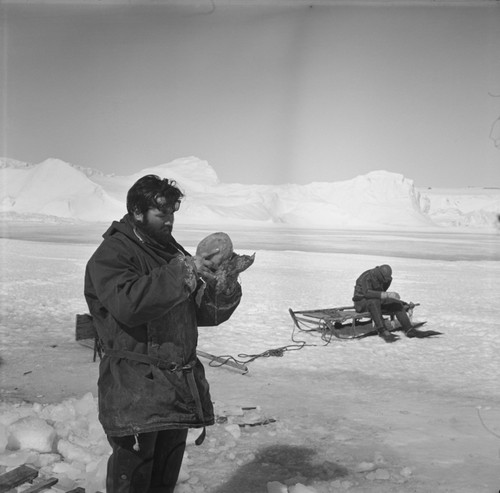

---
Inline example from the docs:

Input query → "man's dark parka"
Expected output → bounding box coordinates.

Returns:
[352,265,392,303]
[84,215,241,437]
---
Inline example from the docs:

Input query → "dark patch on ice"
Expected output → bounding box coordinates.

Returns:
[213,444,348,493]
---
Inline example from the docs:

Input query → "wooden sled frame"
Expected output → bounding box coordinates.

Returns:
[289,303,420,340]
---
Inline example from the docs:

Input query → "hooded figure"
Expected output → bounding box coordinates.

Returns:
[379,264,392,281]
[352,264,430,343]
[85,175,242,493]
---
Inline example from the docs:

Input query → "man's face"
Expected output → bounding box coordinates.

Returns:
[141,207,174,245]
[135,197,179,246]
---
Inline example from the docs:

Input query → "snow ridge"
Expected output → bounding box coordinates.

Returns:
[1,156,498,230]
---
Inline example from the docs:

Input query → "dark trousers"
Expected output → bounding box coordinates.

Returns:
[354,299,412,331]
[106,428,188,493]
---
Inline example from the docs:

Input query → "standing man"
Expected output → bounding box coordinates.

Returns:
[352,264,438,342]
[84,175,242,492]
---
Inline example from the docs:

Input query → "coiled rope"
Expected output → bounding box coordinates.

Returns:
[206,314,335,370]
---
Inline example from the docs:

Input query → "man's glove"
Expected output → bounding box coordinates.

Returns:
[382,291,400,300]
[172,255,198,294]
[214,252,255,295]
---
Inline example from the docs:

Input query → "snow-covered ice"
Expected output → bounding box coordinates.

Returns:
[1,157,500,492]
[1,226,499,492]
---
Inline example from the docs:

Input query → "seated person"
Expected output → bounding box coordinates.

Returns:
[352,264,436,342]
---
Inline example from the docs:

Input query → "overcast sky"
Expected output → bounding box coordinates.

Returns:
[1,0,499,187]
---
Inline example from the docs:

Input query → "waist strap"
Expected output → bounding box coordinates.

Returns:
[106,348,194,372]
[105,348,206,445]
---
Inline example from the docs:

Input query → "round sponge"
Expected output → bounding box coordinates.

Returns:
[196,232,234,268]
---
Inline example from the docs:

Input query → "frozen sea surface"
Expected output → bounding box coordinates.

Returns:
[2,220,499,260]
[1,223,500,493]
[1,223,499,400]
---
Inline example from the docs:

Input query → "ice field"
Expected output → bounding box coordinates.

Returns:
[1,224,499,492]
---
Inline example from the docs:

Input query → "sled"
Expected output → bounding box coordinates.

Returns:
[289,302,424,340]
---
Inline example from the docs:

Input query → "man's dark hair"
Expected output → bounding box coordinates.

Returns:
[126,175,184,215]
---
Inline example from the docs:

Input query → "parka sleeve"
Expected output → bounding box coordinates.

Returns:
[358,272,389,299]
[86,238,195,327]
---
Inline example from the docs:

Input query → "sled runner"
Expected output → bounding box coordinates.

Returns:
[289,302,425,340]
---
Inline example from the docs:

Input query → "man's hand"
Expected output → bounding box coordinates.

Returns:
[192,248,219,281]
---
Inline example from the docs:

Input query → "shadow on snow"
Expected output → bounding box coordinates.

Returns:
[212,444,348,493]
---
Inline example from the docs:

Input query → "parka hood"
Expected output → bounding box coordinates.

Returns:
[102,215,132,240]
[376,264,393,283]
[103,214,190,258]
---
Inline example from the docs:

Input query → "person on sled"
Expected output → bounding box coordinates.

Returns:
[84,175,243,493]
[352,264,439,343]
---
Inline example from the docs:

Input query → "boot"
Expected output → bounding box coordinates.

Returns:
[405,327,443,338]
[378,328,399,343]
